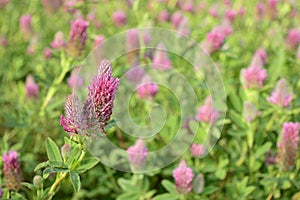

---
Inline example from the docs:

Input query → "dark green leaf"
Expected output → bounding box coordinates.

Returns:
[49,161,68,168]
[229,111,247,129]
[201,186,219,195]
[43,167,69,174]
[229,92,242,112]
[46,137,63,162]
[116,192,140,200]
[117,178,136,192]
[34,161,49,172]
[70,170,81,192]
[152,193,179,200]
[21,182,36,190]
[162,180,176,193]
[75,157,99,173]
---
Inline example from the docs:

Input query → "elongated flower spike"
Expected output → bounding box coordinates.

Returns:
[267,78,293,107]
[196,96,219,124]
[67,18,89,56]
[127,139,148,169]
[173,160,194,194]
[240,55,268,89]
[19,14,33,41]
[84,59,119,132]
[51,31,66,49]
[60,93,82,135]
[190,143,205,157]
[277,122,299,170]
[25,75,39,99]
[113,10,126,27]
[3,151,23,191]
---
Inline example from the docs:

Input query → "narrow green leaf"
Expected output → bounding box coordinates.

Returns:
[21,182,36,190]
[34,161,49,172]
[75,157,99,173]
[43,167,69,174]
[117,178,136,192]
[10,192,27,200]
[116,192,140,200]
[49,161,68,168]
[201,186,219,195]
[46,138,63,162]
[229,92,242,112]
[66,146,81,167]
[254,142,272,158]
[152,193,179,200]
[70,170,81,192]
[229,111,247,129]
[162,180,176,193]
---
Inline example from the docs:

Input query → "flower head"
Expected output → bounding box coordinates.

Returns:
[0,35,7,47]
[243,101,258,122]
[190,143,206,157]
[127,139,148,168]
[181,1,194,12]
[254,48,268,65]
[94,34,104,47]
[42,0,61,13]
[113,10,126,27]
[173,160,194,194]
[19,14,33,41]
[85,60,119,130]
[206,30,225,53]
[240,52,268,89]
[3,151,23,191]
[60,94,81,135]
[171,11,183,28]
[137,75,158,99]
[126,29,140,63]
[177,17,190,36]
[225,9,237,23]
[0,0,9,8]
[25,75,39,99]
[67,67,84,88]
[267,78,293,107]
[126,58,145,84]
[256,2,265,18]
[152,42,172,70]
[67,18,89,56]
[196,96,219,124]
[277,122,300,170]
[44,47,52,59]
[286,28,300,50]
[51,31,66,49]
[212,23,233,37]
[158,10,169,23]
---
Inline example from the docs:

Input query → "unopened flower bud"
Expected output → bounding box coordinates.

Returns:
[61,144,71,159]
[33,175,43,188]
[193,173,205,194]
[25,75,39,99]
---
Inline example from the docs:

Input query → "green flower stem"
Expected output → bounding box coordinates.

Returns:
[46,172,68,200]
[46,146,86,200]
[39,53,73,117]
